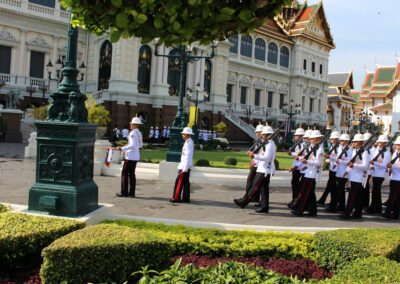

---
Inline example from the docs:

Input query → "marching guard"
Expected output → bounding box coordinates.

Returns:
[362,131,373,208]
[384,136,400,219]
[287,127,305,207]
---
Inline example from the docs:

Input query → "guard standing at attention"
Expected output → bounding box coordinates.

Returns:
[116,116,143,198]
[384,136,400,219]
[170,127,194,203]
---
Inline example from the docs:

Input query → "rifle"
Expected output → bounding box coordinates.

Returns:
[371,132,400,163]
[302,130,332,161]
[289,137,304,152]
[252,122,285,154]
[349,134,376,164]
[390,152,400,164]
[248,136,263,152]
[336,137,354,160]
[327,142,340,155]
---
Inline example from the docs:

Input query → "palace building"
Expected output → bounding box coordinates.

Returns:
[0,0,335,141]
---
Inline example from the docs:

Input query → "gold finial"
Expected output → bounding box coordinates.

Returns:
[135,113,138,117]
[313,126,317,130]
[358,129,361,134]
[259,121,262,125]
[307,126,311,130]
[265,122,269,126]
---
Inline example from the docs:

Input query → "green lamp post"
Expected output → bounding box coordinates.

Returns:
[282,100,300,146]
[27,22,98,217]
[186,82,208,144]
[154,42,217,162]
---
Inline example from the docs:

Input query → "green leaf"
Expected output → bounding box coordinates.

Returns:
[111,0,122,8]
[116,12,128,28]
[239,9,253,22]
[154,17,164,29]
[121,29,130,39]
[220,7,235,15]
[216,14,231,22]
[188,0,196,5]
[109,30,122,43]
[173,21,181,31]
[135,14,148,24]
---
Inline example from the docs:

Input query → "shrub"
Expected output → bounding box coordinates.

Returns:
[115,139,127,147]
[221,142,229,150]
[143,143,154,149]
[27,105,49,121]
[213,122,227,134]
[274,159,279,169]
[104,219,315,260]
[133,258,304,284]
[315,228,400,272]
[0,213,84,276]
[224,157,237,166]
[0,203,9,213]
[40,224,171,284]
[170,255,332,281]
[324,256,400,283]
[85,94,111,126]
[196,159,210,167]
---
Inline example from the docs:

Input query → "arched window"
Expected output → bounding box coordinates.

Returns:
[280,46,289,68]
[137,45,152,94]
[255,38,266,61]
[229,34,238,53]
[167,49,180,96]
[98,40,112,91]
[204,59,212,101]
[240,35,252,58]
[267,42,278,64]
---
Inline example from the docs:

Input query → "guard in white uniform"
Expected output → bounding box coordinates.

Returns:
[245,124,264,202]
[170,127,194,203]
[288,127,305,207]
[234,126,276,213]
[292,130,324,216]
[149,126,154,142]
[362,131,373,208]
[155,127,160,142]
[341,133,369,219]
[162,126,167,143]
[117,117,143,197]
[366,135,391,214]
[384,137,400,219]
[327,133,353,212]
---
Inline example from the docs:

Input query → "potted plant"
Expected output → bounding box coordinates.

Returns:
[85,94,111,139]
[213,122,227,138]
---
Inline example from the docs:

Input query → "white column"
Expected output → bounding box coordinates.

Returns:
[17,29,26,75]
[10,47,17,74]
[199,55,205,89]
[162,46,169,84]
[156,45,164,83]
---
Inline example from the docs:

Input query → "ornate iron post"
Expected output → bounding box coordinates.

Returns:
[28,23,98,217]
[154,42,217,162]
[186,83,208,144]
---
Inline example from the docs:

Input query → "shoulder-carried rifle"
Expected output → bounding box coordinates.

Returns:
[252,122,285,154]
[371,132,400,163]
[327,142,340,155]
[336,136,354,160]
[289,138,304,152]
[302,130,332,160]
[349,134,376,164]
[248,136,263,152]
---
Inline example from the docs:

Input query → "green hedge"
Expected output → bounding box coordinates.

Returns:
[315,228,400,272]
[40,224,171,284]
[224,157,237,166]
[0,212,84,276]
[324,256,400,283]
[132,258,304,283]
[104,219,315,260]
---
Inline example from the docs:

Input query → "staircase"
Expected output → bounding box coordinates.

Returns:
[225,111,257,140]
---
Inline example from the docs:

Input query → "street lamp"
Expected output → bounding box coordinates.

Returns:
[186,82,208,143]
[282,99,300,145]
[25,84,37,105]
[245,105,252,123]
[153,41,217,162]
[46,56,86,84]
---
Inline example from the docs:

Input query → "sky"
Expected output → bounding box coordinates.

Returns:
[317,0,400,90]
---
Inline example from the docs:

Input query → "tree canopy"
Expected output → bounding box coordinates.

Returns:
[61,0,291,46]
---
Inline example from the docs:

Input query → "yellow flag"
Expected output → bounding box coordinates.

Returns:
[189,106,198,127]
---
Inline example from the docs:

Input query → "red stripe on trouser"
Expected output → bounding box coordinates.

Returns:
[174,172,185,200]
[389,183,400,216]
[246,176,265,203]
[299,179,314,213]
[294,178,307,207]
[334,179,346,210]
[347,183,360,215]
[122,161,128,195]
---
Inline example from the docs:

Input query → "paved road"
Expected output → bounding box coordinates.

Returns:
[0,157,399,229]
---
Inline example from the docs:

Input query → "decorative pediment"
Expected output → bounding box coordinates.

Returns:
[227,74,236,82]
[0,30,17,42]
[279,85,289,93]
[239,77,251,86]
[254,80,264,88]
[28,36,50,48]
[267,81,277,90]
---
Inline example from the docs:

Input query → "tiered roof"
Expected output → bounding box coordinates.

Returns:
[358,72,374,103]
[350,91,363,115]
[368,67,396,98]
[327,71,356,104]
[386,60,400,99]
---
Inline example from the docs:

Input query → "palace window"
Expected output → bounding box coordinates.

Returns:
[229,34,238,53]
[29,51,44,78]
[98,40,112,91]
[311,62,316,73]
[279,93,285,109]
[309,98,314,112]
[267,42,278,64]
[137,45,152,94]
[318,99,321,112]
[28,0,55,8]
[255,38,266,61]
[319,64,323,75]
[226,84,233,103]
[280,46,289,68]
[254,89,260,106]
[0,45,11,74]
[240,86,247,104]
[302,96,305,110]
[303,59,307,70]
[204,59,212,101]
[267,91,273,108]
[167,49,180,96]
[240,35,252,58]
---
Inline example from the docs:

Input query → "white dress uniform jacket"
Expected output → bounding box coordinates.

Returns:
[291,142,305,170]
[335,145,353,178]
[346,149,369,183]
[304,146,324,179]
[391,150,400,181]
[327,144,339,172]
[370,147,391,178]
[300,143,311,174]
[155,129,159,139]
[177,138,194,172]
[254,141,276,175]
[121,129,142,161]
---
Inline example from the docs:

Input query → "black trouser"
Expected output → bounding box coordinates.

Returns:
[172,170,191,201]
[344,182,363,217]
[318,170,336,205]
[121,160,137,196]
[241,173,269,208]
[330,177,346,210]
[368,177,384,213]
[363,175,372,208]
[384,180,400,218]
[245,166,260,202]
[293,177,316,214]
[291,170,301,200]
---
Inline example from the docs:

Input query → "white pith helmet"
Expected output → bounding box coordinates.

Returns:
[353,133,365,142]
[130,117,142,124]
[294,127,305,136]
[304,129,312,138]
[262,126,274,134]
[377,135,389,143]
[394,136,400,145]
[181,127,193,135]
[255,124,264,132]
[340,133,350,141]
[309,130,323,138]
[330,131,340,139]
[363,132,372,140]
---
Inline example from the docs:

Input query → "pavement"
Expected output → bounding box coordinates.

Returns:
[1,152,399,230]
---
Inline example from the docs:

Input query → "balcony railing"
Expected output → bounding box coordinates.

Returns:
[0,0,21,7]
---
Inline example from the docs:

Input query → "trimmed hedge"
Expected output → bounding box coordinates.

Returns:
[196,159,210,166]
[40,224,171,284]
[104,219,315,260]
[224,157,237,165]
[324,256,400,283]
[315,228,400,272]
[0,212,84,276]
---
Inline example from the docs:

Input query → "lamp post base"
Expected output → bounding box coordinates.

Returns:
[166,126,184,162]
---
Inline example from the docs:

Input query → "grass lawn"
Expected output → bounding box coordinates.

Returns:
[140,148,294,170]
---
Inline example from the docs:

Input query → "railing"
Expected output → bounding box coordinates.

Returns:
[0,73,11,83]
[225,111,257,139]
[28,77,44,87]
[0,0,21,7]
[28,2,54,15]
[60,10,70,19]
